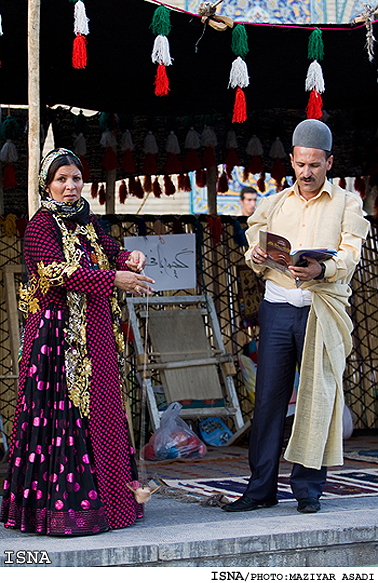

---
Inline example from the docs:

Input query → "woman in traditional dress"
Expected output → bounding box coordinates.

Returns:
[0,148,154,535]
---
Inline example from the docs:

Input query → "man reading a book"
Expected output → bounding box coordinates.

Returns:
[223,119,369,515]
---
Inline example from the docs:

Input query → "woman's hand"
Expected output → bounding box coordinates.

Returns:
[126,250,146,272]
[113,271,155,296]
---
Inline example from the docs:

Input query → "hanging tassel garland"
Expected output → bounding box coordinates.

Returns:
[150,6,173,97]
[305,28,325,119]
[72,1,89,69]
[229,25,249,124]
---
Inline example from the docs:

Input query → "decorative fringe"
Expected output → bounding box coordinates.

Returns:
[98,184,106,205]
[134,177,144,199]
[224,147,240,177]
[232,87,247,124]
[102,147,118,171]
[270,158,287,186]
[269,137,286,159]
[90,180,98,198]
[119,180,128,203]
[184,128,201,149]
[257,172,266,193]
[0,140,18,163]
[196,168,207,188]
[151,35,172,66]
[247,155,264,175]
[164,175,176,195]
[150,5,172,37]
[72,33,87,69]
[228,57,249,89]
[143,174,153,194]
[306,89,323,119]
[178,173,192,192]
[154,63,169,96]
[1,115,20,140]
[217,170,229,193]
[142,152,158,175]
[305,60,325,93]
[165,152,182,174]
[152,177,162,197]
[183,149,202,172]
[128,176,136,196]
[308,28,324,61]
[231,24,249,60]
[3,162,17,189]
[74,0,89,35]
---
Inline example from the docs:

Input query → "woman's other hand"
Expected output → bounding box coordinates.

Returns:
[126,250,147,272]
[114,271,155,296]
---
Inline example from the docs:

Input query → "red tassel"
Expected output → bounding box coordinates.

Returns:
[338,177,346,189]
[257,172,266,193]
[98,184,106,205]
[155,63,169,96]
[79,156,91,181]
[143,175,153,193]
[164,175,176,195]
[152,177,162,198]
[172,218,184,234]
[102,147,118,171]
[178,173,192,192]
[134,178,144,199]
[217,171,229,193]
[306,89,323,120]
[232,87,247,124]
[72,33,87,69]
[206,215,222,244]
[91,180,98,199]
[142,152,158,175]
[196,168,207,188]
[248,155,264,176]
[270,158,286,185]
[119,180,127,203]
[128,176,136,196]
[183,149,202,172]
[121,149,136,173]
[3,163,17,189]
[354,176,366,199]
[203,146,216,168]
[224,147,240,177]
[165,152,182,175]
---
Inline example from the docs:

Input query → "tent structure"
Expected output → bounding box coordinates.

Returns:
[1,0,378,216]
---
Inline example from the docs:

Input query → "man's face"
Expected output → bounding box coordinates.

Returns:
[241,192,258,216]
[290,146,333,199]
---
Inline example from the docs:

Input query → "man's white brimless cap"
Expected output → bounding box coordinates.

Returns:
[292,119,333,151]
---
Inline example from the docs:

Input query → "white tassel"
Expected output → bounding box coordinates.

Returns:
[0,140,18,163]
[74,1,90,36]
[100,130,117,148]
[228,57,249,89]
[143,131,159,155]
[0,15,3,36]
[246,135,263,157]
[165,131,181,154]
[73,133,87,157]
[184,128,200,150]
[121,130,134,152]
[305,60,325,93]
[201,126,217,148]
[269,137,286,159]
[226,130,238,150]
[151,35,172,66]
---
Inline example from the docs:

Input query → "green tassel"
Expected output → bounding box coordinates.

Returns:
[98,112,113,133]
[308,28,324,61]
[150,5,172,37]
[231,24,249,59]
[1,115,20,140]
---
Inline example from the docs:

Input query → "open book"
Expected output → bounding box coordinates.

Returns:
[259,230,337,273]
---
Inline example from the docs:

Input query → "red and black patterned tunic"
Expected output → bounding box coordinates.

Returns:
[0,209,140,535]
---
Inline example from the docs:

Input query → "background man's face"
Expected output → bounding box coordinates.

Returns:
[241,192,258,216]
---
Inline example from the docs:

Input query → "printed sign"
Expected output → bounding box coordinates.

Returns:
[124,233,196,291]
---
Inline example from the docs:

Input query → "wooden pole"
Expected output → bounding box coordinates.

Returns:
[28,0,41,219]
[207,165,217,215]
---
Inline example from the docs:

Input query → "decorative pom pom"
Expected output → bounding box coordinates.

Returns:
[232,87,247,124]
[165,152,182,174]
[119,180,127,203]
[248,155,264,175]
[305,61,325,93]
[229,57,249,89]
[231,24,249,59]
[72,33,87,69]
[152,36,172,66]
[183,148,202,172]
[128,176,136,196]
[154,63,169,96]
[79,155,91,180]
[270,158,287,185]
[142,152,158,175]
[150,5,172,37]
[308,28,324,62]
[306,89,323,119]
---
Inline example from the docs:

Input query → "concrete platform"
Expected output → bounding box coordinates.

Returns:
[1,493,378,567]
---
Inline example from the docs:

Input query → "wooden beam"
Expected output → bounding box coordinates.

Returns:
[28,0,41,219]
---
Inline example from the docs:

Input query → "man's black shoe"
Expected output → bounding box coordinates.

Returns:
[222,496,278,512]
[297,498,321,513]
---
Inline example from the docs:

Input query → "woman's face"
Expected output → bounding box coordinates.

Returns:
[47,164,84,204]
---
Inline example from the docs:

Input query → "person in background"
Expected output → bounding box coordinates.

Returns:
[223,119,369,515]
[240,186,258,217]
[0,148,154,536]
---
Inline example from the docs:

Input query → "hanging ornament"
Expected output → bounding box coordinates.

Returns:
[224,130,240,178]
[164,130,182,174]
[150,6,172,97]
[164,174,176,195]
[72,0,89,69]
[91,180,99,199]
[121,129,136,174]
[353,4,378,62]
[196,168,207,188]
[183,127,202,172]
[217,168,229,193]
[229,24,249,124]
[134,177,145,199]
[142,131,159,175]
[305,28,325,120]
[143,175,153,194]
[100,129,118,171]
[354,176,366,199]
[98,183,106,205]
[119,180,128,204]
[152,177,162,198]
[177,172,192,192]
[269,137,287,189]
[245,135,264,176]
[201,125,217,168]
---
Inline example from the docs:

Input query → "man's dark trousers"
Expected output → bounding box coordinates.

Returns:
[244,300,327,502]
